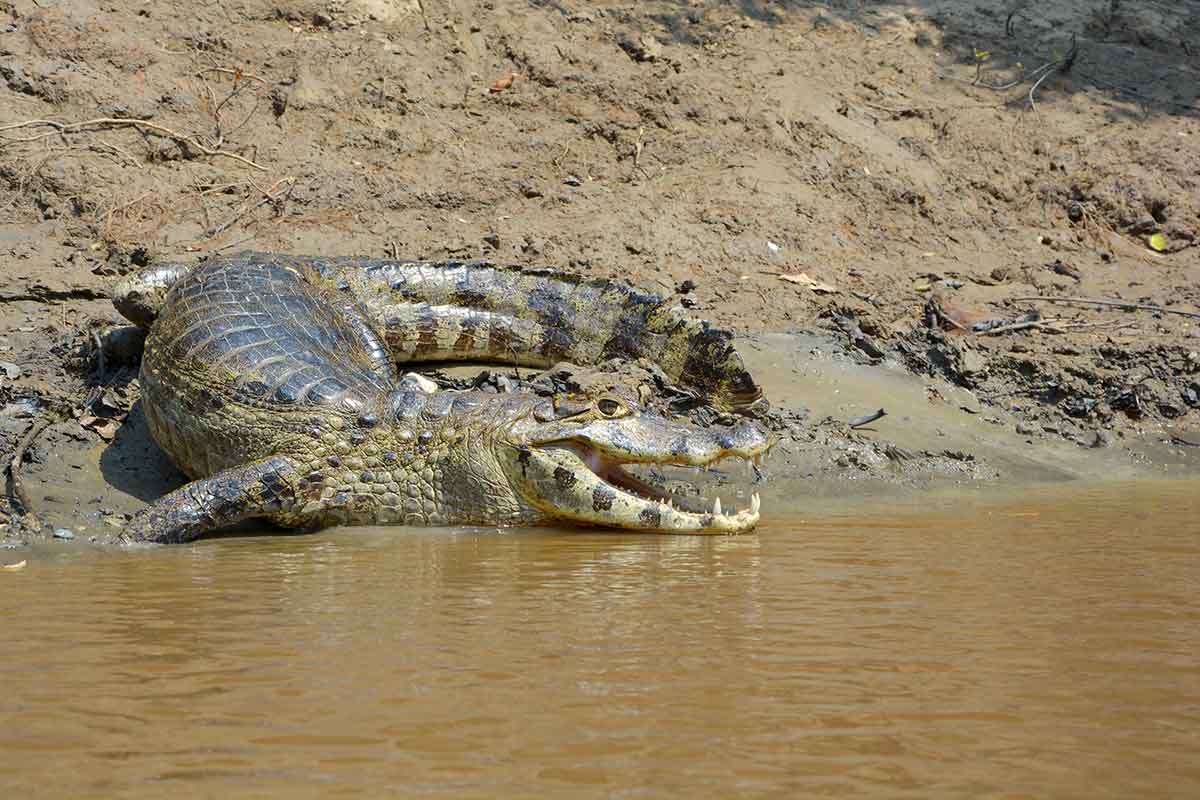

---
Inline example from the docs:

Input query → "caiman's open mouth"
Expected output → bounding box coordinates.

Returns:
[519,437,770,534]
[580,446,762,523]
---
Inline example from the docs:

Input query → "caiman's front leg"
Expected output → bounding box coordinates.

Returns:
[122,456,307,544]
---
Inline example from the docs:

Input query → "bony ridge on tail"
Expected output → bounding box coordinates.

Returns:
[114,253,772,543]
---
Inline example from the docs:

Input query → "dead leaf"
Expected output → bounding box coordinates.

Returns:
[638,34,663,61]
[778,272,839,294]
[1047,259,1081,280]
[489,73,516,93]
[79,415,119,441]
[2,561,27,571]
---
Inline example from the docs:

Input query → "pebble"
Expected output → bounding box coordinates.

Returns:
[52,528,75,540]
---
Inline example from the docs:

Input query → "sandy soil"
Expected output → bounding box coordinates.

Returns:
[1,0,1198,541]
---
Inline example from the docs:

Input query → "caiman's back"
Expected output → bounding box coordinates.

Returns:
[139,259,399,479]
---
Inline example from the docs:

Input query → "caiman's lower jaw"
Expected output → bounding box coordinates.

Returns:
[522,444,764,534]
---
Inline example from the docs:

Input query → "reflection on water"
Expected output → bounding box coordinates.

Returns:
[2,481,1199,797]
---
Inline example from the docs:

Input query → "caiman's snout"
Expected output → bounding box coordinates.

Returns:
[507,408,773,534]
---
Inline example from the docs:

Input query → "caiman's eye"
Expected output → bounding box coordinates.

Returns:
[597,398,626,418]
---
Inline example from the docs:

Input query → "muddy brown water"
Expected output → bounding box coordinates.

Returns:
[3,480,1198,798]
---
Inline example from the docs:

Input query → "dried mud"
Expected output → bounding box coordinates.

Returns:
[2,0,1198,543]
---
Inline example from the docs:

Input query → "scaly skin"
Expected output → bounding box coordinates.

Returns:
[116,256,771,543]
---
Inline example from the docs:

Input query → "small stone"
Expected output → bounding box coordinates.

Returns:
[958,348,987,377]
[990,266,1014,283]
[1090,430,1115,449]
[53,528,75,540]
[518,181,543,198]
[1129,215,1158,235]
[618,33,662,62]
[400,372,438,393]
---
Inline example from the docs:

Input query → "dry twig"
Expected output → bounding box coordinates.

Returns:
[940,35,1078,113]
[849,409,887,429]
[978,317,1065,335]
[8,415,56,522]
[195,67,266,147]
[1010,296,1200,321]
[196,66,268,86]
[204,176,295,238]
[0,117,267,171]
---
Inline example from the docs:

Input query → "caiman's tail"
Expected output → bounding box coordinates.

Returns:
[310,256,764,413]
[113,253,765,412]
[112,263,193,329]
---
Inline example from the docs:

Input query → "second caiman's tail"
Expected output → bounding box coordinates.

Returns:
[112,253,765,412]
[311,256,764,412]
[112,263,193,329]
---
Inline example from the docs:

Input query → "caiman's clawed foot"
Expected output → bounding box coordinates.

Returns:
[122,457,303,544]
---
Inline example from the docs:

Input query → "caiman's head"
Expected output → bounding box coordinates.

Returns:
[496,393,772,533]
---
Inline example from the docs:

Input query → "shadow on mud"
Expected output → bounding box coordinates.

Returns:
[563,0,1198,120]
[98,400,185,503]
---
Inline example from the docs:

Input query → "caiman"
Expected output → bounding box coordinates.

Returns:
[113,253,771,543]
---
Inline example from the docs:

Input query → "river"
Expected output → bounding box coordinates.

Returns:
[2,479,1198,797]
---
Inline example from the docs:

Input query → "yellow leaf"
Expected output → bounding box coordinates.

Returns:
[778,272,839,293]
[1148,232,1167,252]
[974,49,991,61]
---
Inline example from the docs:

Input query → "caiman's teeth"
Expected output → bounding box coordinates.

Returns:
[713,497,722,516]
